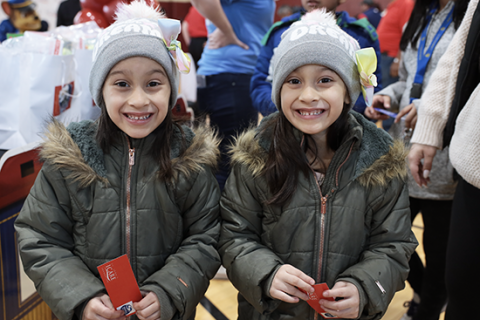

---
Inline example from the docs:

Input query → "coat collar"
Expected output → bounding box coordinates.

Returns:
[230,112,407,188]
[39,119,219,188]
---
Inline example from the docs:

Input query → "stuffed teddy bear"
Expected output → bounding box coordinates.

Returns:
[0,0,48,42]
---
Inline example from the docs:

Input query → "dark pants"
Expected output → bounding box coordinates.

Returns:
[445,177,480,319]
[197,73,258,190]
[189,37,207,70]
[408,197,451,320]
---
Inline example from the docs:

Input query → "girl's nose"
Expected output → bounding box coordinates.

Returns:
[128,87,149,108]
[299,85,320,103]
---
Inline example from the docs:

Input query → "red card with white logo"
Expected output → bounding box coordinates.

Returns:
[97,255,142,316]
[300,283,340,319]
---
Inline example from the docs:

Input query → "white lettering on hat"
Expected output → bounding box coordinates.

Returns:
[290,26,308,41]
[326,28,338,38]
[309,25,326,35]
[287,23,358,60]
[93,19,164,61]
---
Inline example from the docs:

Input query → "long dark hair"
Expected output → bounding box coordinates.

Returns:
[400,0,469,51]
[96,100,185,181]
[260,104,351,206]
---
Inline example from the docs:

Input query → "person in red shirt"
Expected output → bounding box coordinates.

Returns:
[377,0,414,87]
[182,6,208,69]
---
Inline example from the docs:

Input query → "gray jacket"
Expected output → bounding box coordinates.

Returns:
[378,0,457,200]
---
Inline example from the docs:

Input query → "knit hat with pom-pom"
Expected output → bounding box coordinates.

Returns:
[89,0,179,109]
[271,9,362,109]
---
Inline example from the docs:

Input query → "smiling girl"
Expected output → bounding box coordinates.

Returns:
[218,10,417,320]
[15,2,221,320]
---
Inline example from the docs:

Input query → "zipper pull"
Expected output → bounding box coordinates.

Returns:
[129,148,135,166]
[321,196,327,214]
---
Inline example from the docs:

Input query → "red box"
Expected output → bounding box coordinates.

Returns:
[97,255,142,316]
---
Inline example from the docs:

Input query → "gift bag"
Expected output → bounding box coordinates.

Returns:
[0,49,98,150]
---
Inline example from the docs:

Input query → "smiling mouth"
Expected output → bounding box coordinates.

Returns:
[125,114,152,120]
[298,110,324,116]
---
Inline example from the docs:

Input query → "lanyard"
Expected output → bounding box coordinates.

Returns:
[410,3,454,102]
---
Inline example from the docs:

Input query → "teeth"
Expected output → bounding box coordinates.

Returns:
[299,110,323,116]
[127,114,150,120]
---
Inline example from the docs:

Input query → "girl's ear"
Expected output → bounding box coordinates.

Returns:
[344,91,351,105]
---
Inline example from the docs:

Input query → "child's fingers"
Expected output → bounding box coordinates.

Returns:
[83,295,125,320]
[133,292,157,310]
[321,282,360,318]
[323,281,358,298]
[320,301,359,319]
[270,289,301,303]
[285,265,315,287]
[270,265,314,302]
[99,294,115,309]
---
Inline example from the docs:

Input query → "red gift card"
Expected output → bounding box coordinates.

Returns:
[97,255,142,316]
[300,283,340,319]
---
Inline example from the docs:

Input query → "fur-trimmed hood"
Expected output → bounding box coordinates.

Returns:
[229,112,407,188]
[39,120,220,188]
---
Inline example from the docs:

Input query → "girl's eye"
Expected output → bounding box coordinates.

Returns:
[115,81,129,87]
[147,81,161,87]
[319,78,332,84]
[287,78,301,84]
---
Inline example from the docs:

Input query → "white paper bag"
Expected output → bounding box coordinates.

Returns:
[0,49,99,150]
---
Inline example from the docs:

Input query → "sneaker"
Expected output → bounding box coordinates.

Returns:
[400,299,420,320]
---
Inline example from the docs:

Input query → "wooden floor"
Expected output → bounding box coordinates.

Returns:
[195,215,445,320]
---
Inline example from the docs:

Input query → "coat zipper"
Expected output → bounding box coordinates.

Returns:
[126,138,135,261]
[311,141,355,320]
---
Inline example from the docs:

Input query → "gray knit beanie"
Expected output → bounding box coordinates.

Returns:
[89,0,181,110]
[271,9,362,109]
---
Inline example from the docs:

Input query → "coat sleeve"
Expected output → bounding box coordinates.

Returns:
[376,55,407,111]
[140,166,221,320]
[250,29,282,117]
[336,179,418,320]
[218,163,283,315]
[14,165,106,320]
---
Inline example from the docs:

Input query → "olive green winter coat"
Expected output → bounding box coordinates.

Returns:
[219,112,418,320]
[15,120,221,320]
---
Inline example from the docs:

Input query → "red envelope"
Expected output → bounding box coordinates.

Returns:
[300,283,340,319]
[97,255,143,316]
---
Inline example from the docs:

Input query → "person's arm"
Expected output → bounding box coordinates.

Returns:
[190,0,248,49]
[181,20,191,46]
[139,165,221,320]
[336,174,417,319]
[219,161,284,314]
[250,29,282,116]
[14,165,108,320]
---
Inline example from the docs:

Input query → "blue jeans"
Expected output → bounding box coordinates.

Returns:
[197,73,258,190]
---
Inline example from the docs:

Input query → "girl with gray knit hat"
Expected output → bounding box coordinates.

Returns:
[15,1,222,320]
[218,9,417,320]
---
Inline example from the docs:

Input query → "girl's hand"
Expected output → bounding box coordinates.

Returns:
[320,281,360,319]
[132,291,161,320]
[395,102,417,130]
[82,294,126,320]
[269,264,315,303]
[364,95,391,120]
[208,28,249,50]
